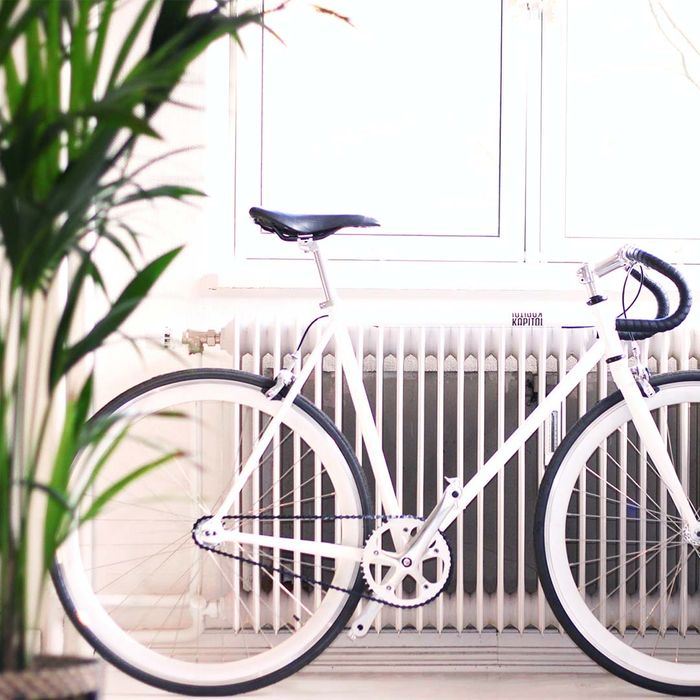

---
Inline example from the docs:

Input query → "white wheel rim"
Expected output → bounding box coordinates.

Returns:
[545,381,700,686]
[56,378,364,687]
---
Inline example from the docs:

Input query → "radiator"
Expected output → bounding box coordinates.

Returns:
[219,318,700,635]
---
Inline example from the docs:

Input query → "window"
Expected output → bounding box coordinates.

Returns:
[541,0,700,261]
[228,1,527,272]
[203,0,700,288]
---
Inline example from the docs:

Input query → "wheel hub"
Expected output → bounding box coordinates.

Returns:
[682,521,700,545]
[193,516,227,546]
[361,517,451,608]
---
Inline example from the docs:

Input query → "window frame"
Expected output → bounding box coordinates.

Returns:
[203,1,537,289]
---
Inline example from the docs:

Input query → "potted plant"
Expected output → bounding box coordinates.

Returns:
[0,1,264,696]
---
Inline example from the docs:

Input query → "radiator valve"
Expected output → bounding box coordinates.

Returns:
[182,328,221,355]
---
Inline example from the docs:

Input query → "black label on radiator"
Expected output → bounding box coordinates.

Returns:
[512,312,543,327]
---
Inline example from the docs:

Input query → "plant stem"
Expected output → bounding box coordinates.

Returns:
[1,287,29,670]
[0,265,8,670]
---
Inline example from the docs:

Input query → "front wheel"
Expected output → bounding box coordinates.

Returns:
[536,371,700,695]
[53,369,371,696]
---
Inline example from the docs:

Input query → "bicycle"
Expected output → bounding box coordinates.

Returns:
[52,206,700,696]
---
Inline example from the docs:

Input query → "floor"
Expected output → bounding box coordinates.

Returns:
[105,667,667,699]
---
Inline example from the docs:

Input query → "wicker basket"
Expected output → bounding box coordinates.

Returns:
[0,656,103,699]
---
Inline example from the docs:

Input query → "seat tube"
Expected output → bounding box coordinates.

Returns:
[299,237,402,517]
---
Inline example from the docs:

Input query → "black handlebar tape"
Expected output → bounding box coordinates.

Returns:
[617,267,670,341]
[615,248,692,341]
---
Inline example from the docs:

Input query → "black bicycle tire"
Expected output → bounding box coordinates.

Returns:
[52,368,372,696]
[535,370,700,696]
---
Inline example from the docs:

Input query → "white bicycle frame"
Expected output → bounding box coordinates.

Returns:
[199,238,699,629]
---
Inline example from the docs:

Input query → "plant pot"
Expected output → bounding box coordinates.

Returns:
[0,656,103,699]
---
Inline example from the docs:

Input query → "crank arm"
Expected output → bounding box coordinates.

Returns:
[348,480,462,640]
[348,557,419,640]
[399,477,461,565]
[348,600,383,639]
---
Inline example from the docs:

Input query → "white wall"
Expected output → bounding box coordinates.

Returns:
[99,0,700,403]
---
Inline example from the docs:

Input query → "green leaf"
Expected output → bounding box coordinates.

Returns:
[53,247,182,382]
[42,376,94,570]
[24,482,72,513]
[75,411,123,455]
[0,0,20,30]
[73,422,131,506]
[66,1,92,159]
[2,50,21,116]
[87,0,115,98]
[44,0,60,114]
[125,10,264,120]
[86,107,161,139]
[98,228,138,270]
[85,0,114,96]
[149,0,194,54]
[106,0,159,89]
[0,4,43,69]
[115,222,145,258]
[114,185,204,207]
[49,252,104,388]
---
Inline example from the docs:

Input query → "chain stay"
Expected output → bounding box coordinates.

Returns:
[191,514,442,609]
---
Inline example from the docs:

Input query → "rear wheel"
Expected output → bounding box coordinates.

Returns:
[53,369,370,696]
[536,372,700,695]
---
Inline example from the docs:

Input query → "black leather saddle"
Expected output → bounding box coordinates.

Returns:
[249,207,379,241]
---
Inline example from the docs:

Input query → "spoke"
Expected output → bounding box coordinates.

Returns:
[203,550,275,649]
[171,456,211,517]
[107,499,192,521]
[583,541,674,612]
[251,444,315,511]
[273,492,337,511]
[603,546,685,635]
[147,561,203,651]
[570,539,678,570]
[238,545,316,621]
[245,462,323,517]
[234,492,339,520]
[582,464,681,525]
[565,537,681,544]
[618,433,692,521]
[569,491,684,527]
[567,508,675,523]
[257,552,339,576]
[212,414,300,515]
[83,544,191,573]
[93,532,192,596]
[644,555,684,654]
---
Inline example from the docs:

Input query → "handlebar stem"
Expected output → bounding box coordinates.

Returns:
[577,244,634,297]
[592,245,635,278]
[576,262,599,299]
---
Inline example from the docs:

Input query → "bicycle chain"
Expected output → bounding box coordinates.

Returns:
[190,514,450,609]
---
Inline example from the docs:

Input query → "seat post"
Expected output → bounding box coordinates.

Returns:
[298,237,337,309]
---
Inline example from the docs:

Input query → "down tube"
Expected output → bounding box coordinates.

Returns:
[441,338,606,531]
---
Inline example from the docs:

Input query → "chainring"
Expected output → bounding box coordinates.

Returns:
[361,517,452,608]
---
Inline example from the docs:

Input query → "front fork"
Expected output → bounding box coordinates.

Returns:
[580,263,700,541]
[608,355,700,538]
